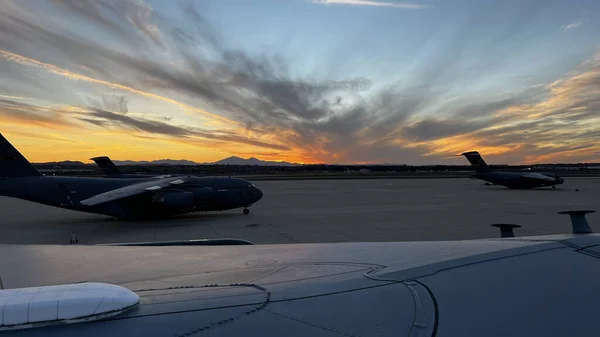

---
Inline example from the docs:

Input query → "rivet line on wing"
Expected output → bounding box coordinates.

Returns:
[132,283,271,337]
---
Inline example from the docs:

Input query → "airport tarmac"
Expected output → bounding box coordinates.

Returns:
[0,177,598,245]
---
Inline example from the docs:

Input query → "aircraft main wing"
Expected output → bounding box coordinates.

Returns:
[2,232,600,336]
[522,172,557,181]
[150,174,173,179]
[79,176,187,206]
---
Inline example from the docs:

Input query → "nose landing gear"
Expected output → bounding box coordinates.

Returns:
[243,208,250,215]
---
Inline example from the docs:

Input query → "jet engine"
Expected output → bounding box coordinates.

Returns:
[155,191,195,209]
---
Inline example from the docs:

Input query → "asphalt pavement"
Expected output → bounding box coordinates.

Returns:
[0,178,597,245]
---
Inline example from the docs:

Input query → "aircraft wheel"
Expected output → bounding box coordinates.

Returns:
[552,186,556,189]
[243,208,250,215]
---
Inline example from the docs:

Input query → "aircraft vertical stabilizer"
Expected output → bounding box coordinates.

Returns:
[0,134,41,177]
[91,156,122,175]
[461,151,492,173]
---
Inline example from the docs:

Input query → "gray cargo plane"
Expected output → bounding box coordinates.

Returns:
[462,151,564,189]
[0,134,263,219]
[0,211,598,336]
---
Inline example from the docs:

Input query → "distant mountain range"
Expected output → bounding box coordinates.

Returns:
[111,159,199,166]
[211,156,297,166]
[113,156,298,166]
[34,156,299,167]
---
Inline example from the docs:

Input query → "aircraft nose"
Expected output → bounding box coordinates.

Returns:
[251,186,263,202]
[255,187,263,201]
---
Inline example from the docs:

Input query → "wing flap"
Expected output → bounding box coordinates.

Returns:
[80,177,189,206]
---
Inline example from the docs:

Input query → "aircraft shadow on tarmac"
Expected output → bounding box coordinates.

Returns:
[475,185,578,192]
[55,212,245,231]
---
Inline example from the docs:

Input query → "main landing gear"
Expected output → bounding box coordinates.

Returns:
[552,186,557,189]
[243,208,250,215]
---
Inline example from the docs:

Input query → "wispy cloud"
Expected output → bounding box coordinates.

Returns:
[311,0,431,9]
[1,0,599,164]
[422,52,600,163]
[0,97,291,151]
[0,94,30,100]
[562,21,582,31]
[0,50,233,125]
[50,0,164,46]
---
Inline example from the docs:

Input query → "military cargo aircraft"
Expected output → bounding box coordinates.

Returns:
[0,134,263,219]
[462,151,564,189]
[0,210,597,336]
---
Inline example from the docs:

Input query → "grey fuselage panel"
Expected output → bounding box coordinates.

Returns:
[1,234,599,337]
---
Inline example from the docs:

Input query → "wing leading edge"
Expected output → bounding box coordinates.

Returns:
[79,177,187,206]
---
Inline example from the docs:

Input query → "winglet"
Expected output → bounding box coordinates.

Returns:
[491,224,521,238]
[558,210,595,234]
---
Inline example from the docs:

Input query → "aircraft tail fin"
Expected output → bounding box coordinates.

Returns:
[461,151,492,173]
[91,156,122,175]
[0,134,42,177]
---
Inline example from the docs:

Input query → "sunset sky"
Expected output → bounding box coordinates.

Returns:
[1,0,600,164]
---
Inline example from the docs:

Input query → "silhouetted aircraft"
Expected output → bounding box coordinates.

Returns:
[91,156,171,179]
[462,151,564,189]
[0,134,263,219]
[0,210,597,336]
[91,156,123,176]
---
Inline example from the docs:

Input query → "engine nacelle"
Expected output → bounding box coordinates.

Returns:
[189,187,214,202]
[156,191,194,209]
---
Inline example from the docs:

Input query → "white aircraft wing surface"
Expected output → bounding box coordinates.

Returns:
[1,230,600,336]
[79,177,188,206]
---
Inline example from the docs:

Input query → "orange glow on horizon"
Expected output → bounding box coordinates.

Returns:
[0,124,321,164]
[423,135,520,157]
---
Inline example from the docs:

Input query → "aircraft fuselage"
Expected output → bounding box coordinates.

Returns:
[472,172,564,189]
